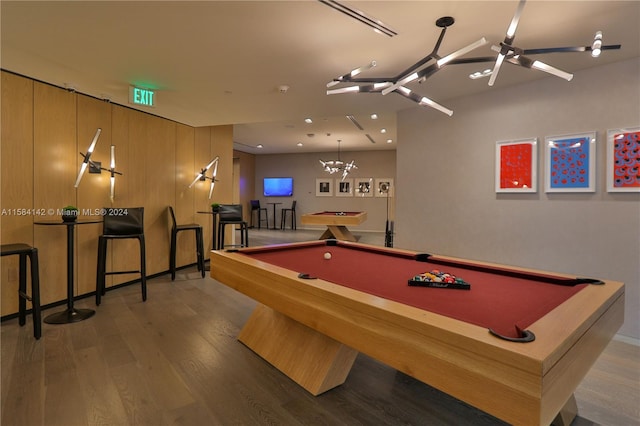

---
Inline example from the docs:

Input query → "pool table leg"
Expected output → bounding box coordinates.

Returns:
[551,394,577,426]
[237,304,358,395]
[320,225,357,242]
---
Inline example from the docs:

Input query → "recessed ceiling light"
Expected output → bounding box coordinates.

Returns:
[297,142,303,147]
[256,144,264,149]
[371,113,378,120]
[304,118,313,124]
[386,139,393,144]
[380,128,387,134]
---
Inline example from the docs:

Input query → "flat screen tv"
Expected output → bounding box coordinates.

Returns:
[264,177,293,197]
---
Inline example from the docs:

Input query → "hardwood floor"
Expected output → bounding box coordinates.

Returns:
[2,228,638,426]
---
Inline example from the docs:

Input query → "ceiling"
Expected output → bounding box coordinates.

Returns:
[2,1,638,155]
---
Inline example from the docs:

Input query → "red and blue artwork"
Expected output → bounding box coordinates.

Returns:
[549,136,591,189]
[611,130,640,189]
[500,143,532,189]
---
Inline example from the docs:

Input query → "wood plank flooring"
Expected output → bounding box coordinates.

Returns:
[2,228,638,425]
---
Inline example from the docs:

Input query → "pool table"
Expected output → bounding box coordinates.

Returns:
[210,240,624,426]
[300,210,367,241]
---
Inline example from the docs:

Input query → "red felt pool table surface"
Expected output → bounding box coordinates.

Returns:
[210,240,624,425]
[242,240,587,339]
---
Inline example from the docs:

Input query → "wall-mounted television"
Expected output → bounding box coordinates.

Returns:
[264,177,293,197]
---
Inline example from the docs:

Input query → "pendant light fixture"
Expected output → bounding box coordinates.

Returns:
[319,140,357,181]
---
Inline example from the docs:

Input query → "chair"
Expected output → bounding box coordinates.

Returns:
[217,204,249,249]
[249,199,268,229]
[0,244,42,339]
[280,200,297,230]
[96,207,146,305]
[169,206,205,280]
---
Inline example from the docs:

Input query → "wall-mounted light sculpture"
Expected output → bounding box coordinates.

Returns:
[188,157,219,199]
[74,128,122,201]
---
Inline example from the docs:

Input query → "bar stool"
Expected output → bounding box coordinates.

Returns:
[280,200,297,230]
[249,200,268,229]
[217,204,249,249]
[169,206,205,280]
[1,243,42,339]
[96,207,146,305]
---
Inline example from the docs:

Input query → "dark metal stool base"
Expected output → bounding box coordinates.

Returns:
[44,308,95,324]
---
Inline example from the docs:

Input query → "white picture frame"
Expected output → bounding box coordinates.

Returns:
[374,178,394,197]
[335,178,353,197]
[606,127,640,192]
[316,178,333,196]
[355,178,373,197]
[544,132,596,193]
[495,138,537,193]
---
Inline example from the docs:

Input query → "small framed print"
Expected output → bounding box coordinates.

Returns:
[375,178,394,197]
[606,127,640,192]
[355,178,373,197]
[495,138,537,193]
[335,178,353,197]
[316,178,333,196]
[545,132,596,193]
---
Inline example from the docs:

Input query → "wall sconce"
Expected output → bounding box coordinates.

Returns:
[188,157,219,199]
[74,128,122,201]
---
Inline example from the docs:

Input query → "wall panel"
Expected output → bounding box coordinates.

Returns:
[175,124,197,269]
[1,73,34,315]
[32,81,77,306]
[142,114,175,276]
[76,94,112,297]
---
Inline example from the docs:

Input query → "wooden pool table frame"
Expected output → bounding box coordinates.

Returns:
[300,211,367,241]
[210,241,624,426]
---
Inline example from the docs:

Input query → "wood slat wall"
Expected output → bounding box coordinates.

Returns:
[0,71,234,316]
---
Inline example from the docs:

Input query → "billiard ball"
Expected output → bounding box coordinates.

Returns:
[324,252,332,260]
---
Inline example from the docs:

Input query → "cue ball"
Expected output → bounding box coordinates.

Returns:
[324,252,332,260]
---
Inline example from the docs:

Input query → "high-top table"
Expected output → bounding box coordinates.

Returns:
[197,210,219,251]
[266,202,282,229]
[34,219,102,324]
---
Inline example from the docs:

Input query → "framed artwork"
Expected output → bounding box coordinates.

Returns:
[544,132,596,193]
[355,178,373,197]
[335,178,353,197]
[495,138,537,193]
[375,178,394,197]
[315,178,333,196]
[606,127,640,192]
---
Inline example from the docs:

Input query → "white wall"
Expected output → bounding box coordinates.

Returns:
[254,150,396,232]
[396,58,640,339]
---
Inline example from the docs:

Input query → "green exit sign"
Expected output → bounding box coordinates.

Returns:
[128,86,156,107]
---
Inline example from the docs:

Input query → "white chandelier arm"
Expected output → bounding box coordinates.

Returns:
[74,128,102,188]
[326,61,376,87]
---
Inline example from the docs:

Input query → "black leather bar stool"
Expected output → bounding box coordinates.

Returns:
[280,200,297,230]
[249,200,268,229]
[96,207,146,305]
[217,204,249,249]
[169,206,205,280]
[1,243,42,339]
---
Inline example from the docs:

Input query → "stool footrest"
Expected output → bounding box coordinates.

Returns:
[18,290,32,302]
[104,270,141,275]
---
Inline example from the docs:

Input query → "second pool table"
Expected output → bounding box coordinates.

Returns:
[210,240,624,426]
[300,210,367,241]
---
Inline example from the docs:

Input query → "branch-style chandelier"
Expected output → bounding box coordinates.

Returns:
[327,16,487,117]
[326,0,621,116]
[319,140,357,181]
